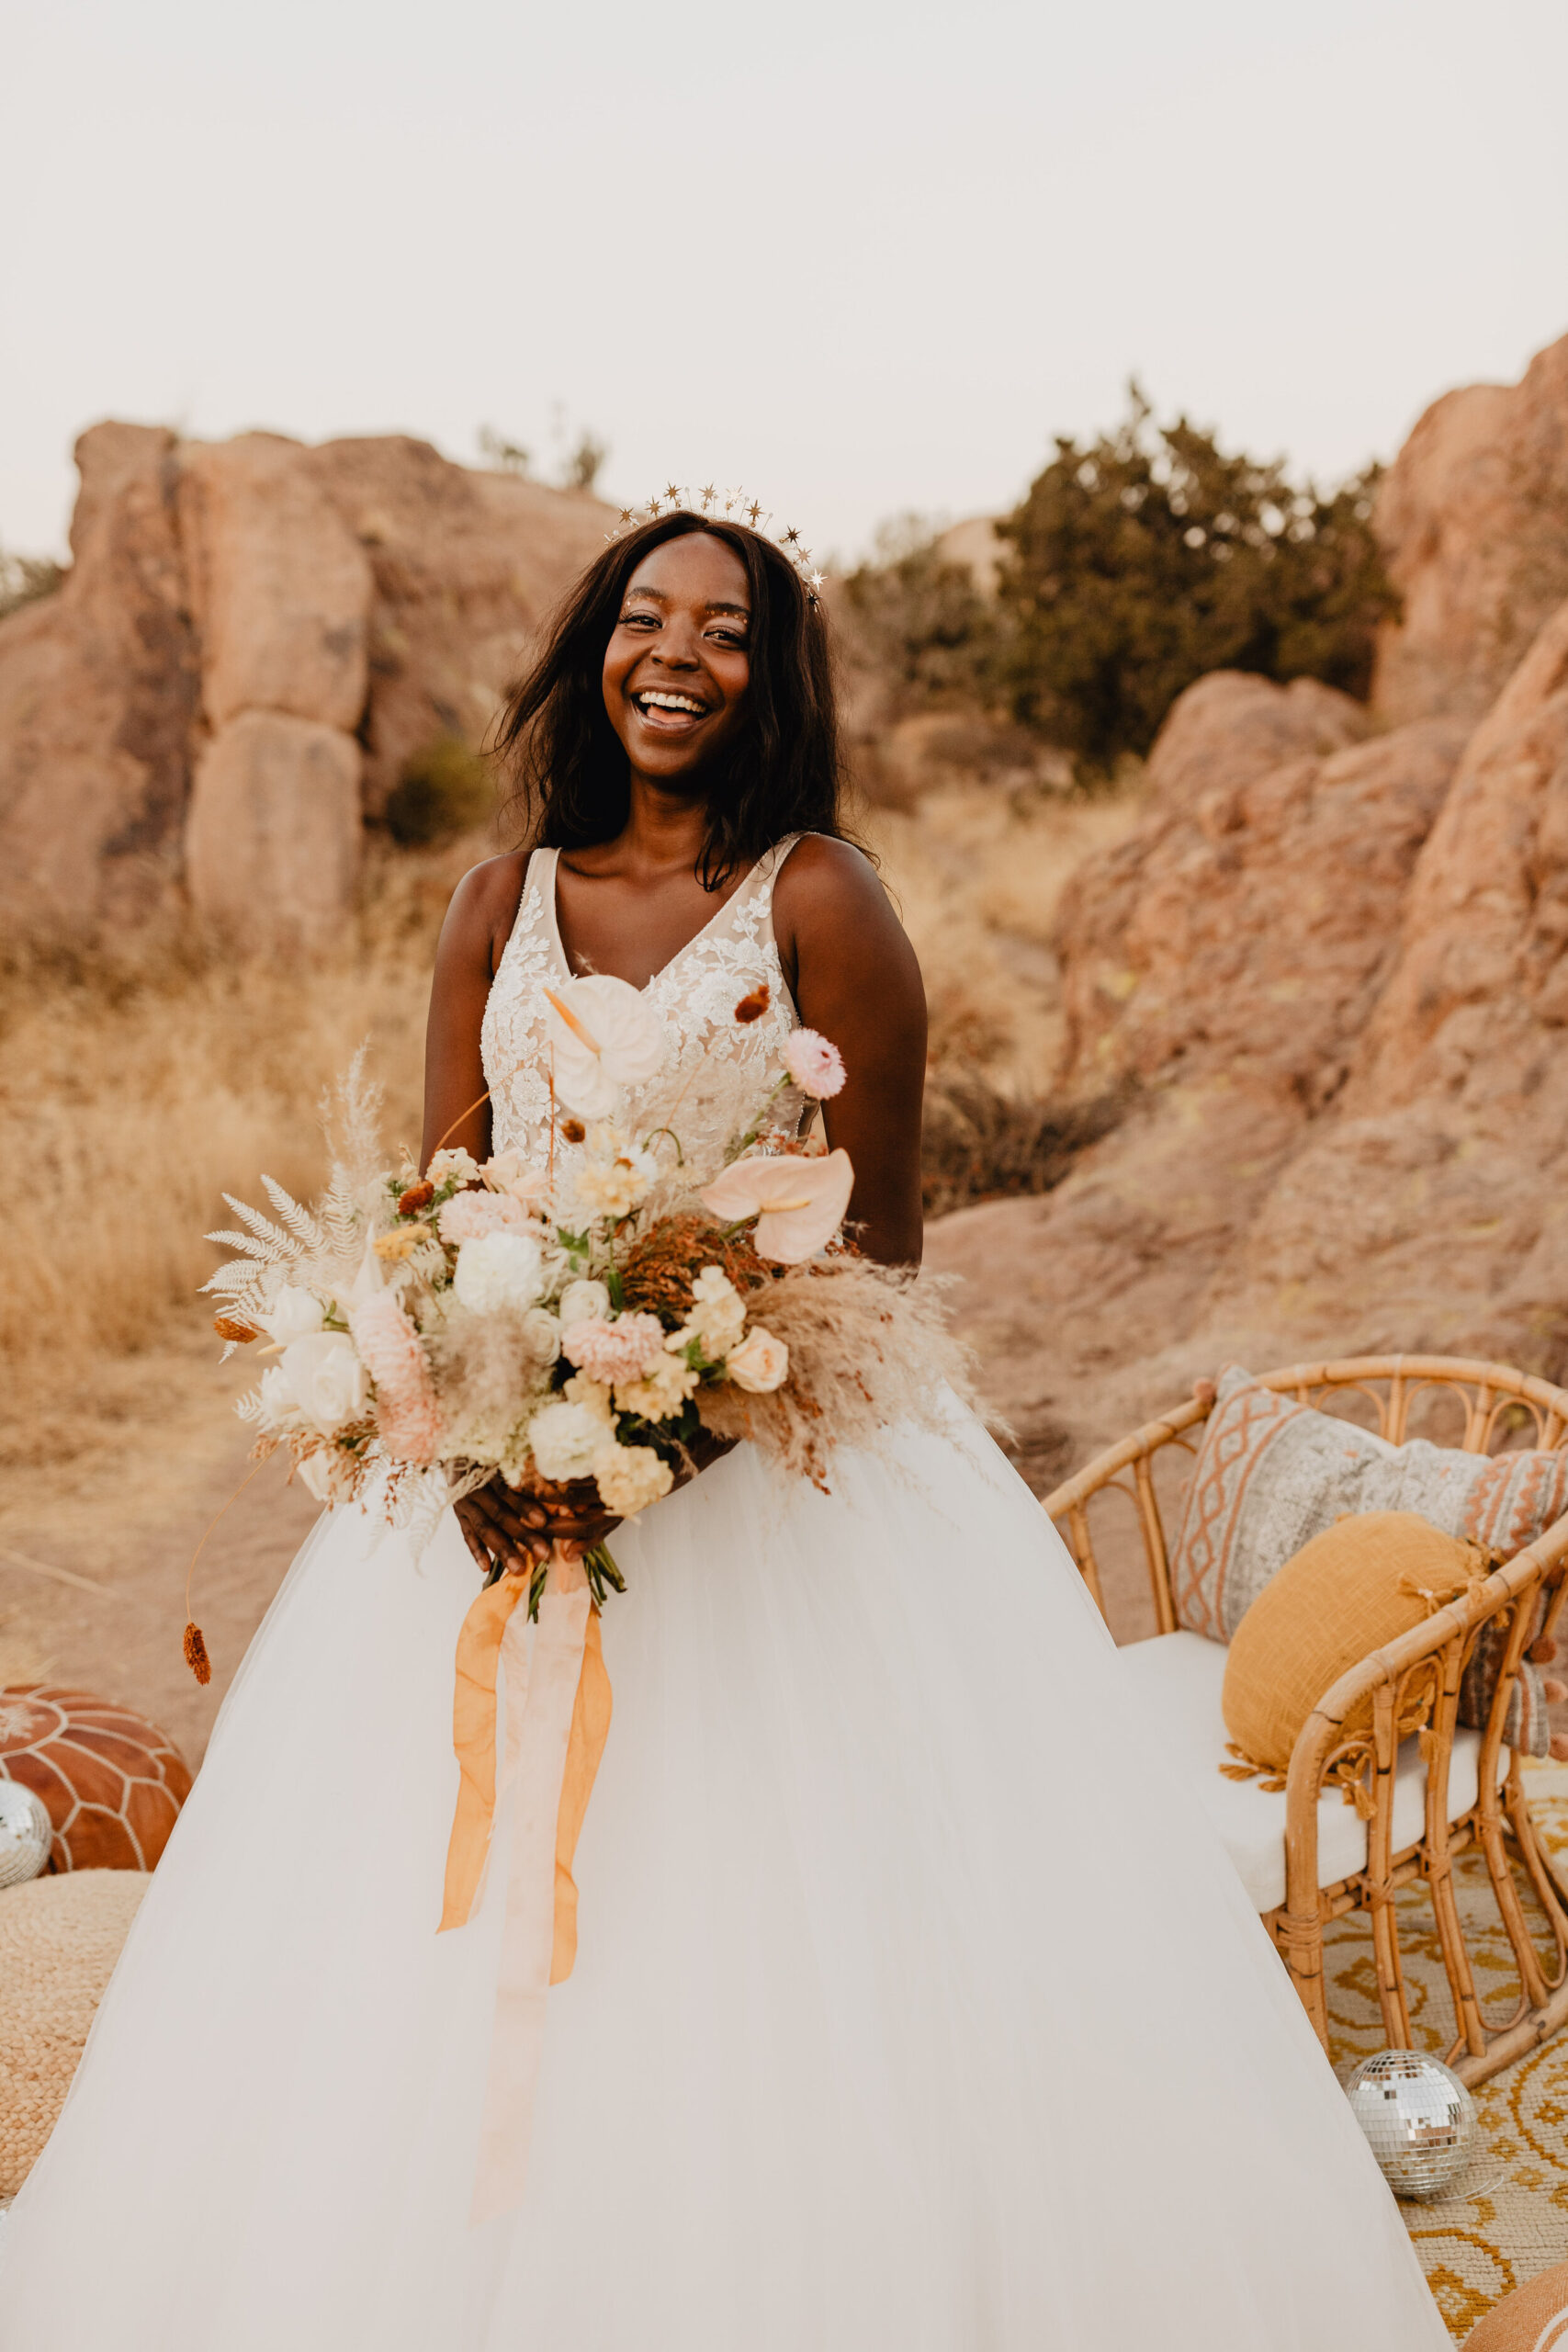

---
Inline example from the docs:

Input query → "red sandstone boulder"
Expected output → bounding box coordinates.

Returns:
[1371,332,1568,729]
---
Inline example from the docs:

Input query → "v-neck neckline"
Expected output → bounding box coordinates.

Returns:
[541,845,763,995]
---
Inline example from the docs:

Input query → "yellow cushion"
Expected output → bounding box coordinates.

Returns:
[1221,1511,1487,1781]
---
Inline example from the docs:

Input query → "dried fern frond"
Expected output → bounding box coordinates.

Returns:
[260,1171,328,1252]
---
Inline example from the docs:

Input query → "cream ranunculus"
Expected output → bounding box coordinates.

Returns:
[725,1325,790,1393]
[559,1278,612,1328]
[592,1441,673,1519]
[427,1146,482,1188]
[279,1331,369,1435]
[453,1231,545,1314]
[258,1284,326,1345]
[543,976,667,1119]
[686,1265,746,1357]
[527,1398,608,1482]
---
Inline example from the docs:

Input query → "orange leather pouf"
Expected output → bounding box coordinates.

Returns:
[1464,2263,1568,2348]
[0,1686,191,1871]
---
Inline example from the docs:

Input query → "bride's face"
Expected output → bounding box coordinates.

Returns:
[602,532,752,788]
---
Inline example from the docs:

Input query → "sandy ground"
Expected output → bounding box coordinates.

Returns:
[0,1354,321,1767]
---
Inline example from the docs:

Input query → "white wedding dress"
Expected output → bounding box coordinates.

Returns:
[0,840,1447,2349]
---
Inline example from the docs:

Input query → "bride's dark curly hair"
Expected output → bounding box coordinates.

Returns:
[493,511,858,889]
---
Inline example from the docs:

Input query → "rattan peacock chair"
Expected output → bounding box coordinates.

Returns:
[1042,1356,1568,2086]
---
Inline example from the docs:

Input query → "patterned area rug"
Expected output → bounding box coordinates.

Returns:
[1325,1758,1568,2340]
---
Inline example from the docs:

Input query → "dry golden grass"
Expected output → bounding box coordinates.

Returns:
[0,782,1139,1510]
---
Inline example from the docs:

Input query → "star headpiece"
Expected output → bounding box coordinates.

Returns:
[605,483,827,604]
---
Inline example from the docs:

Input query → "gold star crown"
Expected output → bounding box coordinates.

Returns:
[605,484,826,604]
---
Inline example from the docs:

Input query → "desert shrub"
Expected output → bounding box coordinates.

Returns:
[920,1073,1128,1216]
[385,736,496,846]
[995,386,1396,766]
[0,546,66,621]
[838,515,995,708]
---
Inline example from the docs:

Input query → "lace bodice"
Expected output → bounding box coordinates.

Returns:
[480,837,803,1184]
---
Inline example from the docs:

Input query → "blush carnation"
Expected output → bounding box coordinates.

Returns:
[437,1189,532,1245]
[348,1293,444,1464]
[783,1028,845,1100]
[561,1312,668,1386]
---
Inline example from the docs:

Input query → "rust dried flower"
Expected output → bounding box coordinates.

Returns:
[559,1117,587,1145]
[212,1316,261,1344]
[733,983,771,1024]
[399,1181,435,1216]
[183,1621,212,1685]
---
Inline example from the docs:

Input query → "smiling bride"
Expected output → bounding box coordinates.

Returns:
[0,494,1449,2349]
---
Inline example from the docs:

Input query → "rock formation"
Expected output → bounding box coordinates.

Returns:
[928,329,1568,1528]
[1371,332,1568,729]
[0,427,610,945]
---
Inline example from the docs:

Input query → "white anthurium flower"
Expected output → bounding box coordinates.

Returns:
[559,1278,612,1327]
[543,976,667,1119]
[453,1230,546,1314]
[257,1285,326,1346]
[279,1332,369,1436]
[698,1148,855,1264]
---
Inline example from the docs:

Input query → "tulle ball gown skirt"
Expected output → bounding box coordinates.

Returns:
[0,1416,1446,2349]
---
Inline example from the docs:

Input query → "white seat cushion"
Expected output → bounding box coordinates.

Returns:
[1119,1629,1505,1914]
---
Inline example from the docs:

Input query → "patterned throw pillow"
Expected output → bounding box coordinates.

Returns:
[1169,1368,1568,1754]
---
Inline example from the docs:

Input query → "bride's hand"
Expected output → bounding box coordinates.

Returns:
[454,1430,739,1579]
[455,1482,619,1577]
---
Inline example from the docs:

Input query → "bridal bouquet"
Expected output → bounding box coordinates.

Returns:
[203,980,965,1606]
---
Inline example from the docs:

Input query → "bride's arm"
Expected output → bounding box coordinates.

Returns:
[773,838,927,1268]
[420,853,528,1170]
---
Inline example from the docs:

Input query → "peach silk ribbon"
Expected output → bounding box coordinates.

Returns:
[439,1546,613,2224]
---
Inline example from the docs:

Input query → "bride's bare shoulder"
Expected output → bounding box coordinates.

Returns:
[437,848,532,972]
[771,833,921,1001]
[772,833,893,924]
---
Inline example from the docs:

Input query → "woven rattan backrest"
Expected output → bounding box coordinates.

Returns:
[1043,1355,1568,1637]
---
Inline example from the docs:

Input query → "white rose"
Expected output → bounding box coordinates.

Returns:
[725,1326,790,1394]
[279,1331,369,1434]
[255,1363,302,1431]
[559,1278,612,1328]
[527,1398,608,1482]
[454,1231,545,1314]
[519,1306,563,1365]
[258,1284,325,1345]
[592,1440,673,1519]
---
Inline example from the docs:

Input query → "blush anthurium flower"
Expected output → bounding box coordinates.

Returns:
[542,977,667,1119]
[698,1148,854,1264]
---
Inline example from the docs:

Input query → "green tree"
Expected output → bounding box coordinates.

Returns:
[839,515,994,706]
[995,388,1396,766]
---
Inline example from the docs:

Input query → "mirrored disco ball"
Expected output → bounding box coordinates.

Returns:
[1345,2050,1478,2199]
[0,1779,52,1889]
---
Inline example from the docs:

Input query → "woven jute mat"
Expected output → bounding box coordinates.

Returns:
[1325,1758,1568,2340]
[0,1869,148,2199]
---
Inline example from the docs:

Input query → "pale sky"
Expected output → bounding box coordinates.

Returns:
[4,0,1566,569]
